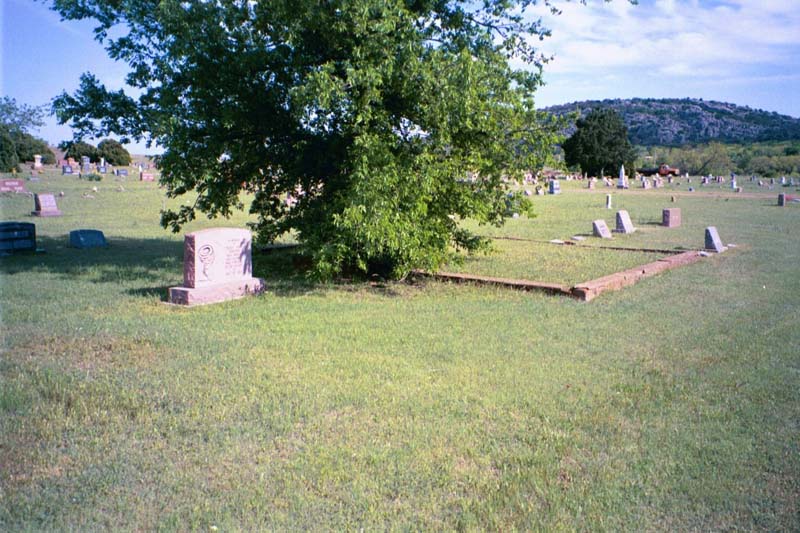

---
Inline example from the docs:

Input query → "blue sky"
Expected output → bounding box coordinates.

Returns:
[2,0,799,154]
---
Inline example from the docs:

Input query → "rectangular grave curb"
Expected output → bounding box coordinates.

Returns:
[413,250,709,302]
[570,250,704,301]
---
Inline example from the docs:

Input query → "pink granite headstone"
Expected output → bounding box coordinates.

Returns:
[0,179,27,193]
[31,193,62,217]
[140,172,155,181]
[168,228,266,306]
[662,208,681,228]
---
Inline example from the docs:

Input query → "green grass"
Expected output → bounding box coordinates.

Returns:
[1,169,799,530]
[444,239,662,286]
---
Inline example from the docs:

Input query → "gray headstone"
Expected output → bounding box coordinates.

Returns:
[62,165,74,175]
[549,180,561,194]
[614,210,636,234]
[778,193,785,207]
[605,194,612,209]
[705,226,726,253]
[69,229,108,249]
[662,208,681,227]
[592,219,612,239]
[0,222,37,254]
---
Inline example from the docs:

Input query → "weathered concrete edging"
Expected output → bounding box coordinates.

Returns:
[570,250,704,301]
[414,250,706,302]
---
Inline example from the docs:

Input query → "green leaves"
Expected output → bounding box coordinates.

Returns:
[50,0,566,279]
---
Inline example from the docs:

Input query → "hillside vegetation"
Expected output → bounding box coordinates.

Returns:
[545,98,800,146]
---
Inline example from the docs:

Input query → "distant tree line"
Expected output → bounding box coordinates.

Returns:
[638,141,800,177]
[0,97,55,171]
[60,139,132,166]
[0,96,132,172]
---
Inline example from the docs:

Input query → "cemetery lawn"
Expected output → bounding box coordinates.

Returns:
[1,172,799,530]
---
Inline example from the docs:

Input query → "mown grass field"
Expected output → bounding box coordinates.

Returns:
[1,169,799,530]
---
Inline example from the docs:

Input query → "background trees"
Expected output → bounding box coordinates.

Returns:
[562,108,636,177]
[51,0,564,279]
[59,139,132,165]
[97,139,132,166]
[0,96,55,171]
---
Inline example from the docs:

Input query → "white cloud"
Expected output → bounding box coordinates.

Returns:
[523,0,800,78]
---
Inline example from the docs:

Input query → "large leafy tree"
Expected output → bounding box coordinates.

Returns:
[60,140,100,163]
[51,0,569,278]
[98,138,132,166]
[562,108,636,177]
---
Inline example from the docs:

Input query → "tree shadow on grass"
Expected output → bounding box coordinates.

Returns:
[0,235,324,300]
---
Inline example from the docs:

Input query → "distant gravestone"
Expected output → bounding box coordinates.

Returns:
[82,164,93,173]
[168,228,267,306]
[62,165,74,175]
[33,154,43,169]
[605,194,612,209]
[549,180,561,194]
[69,229,108,249]
[98,165,107,173]
[81,156,90,165]
[0,179,27,193]
[662,208,681,228]
[731,179,737,190]
[614,210,636,234]
[592,219,612,239]
[0,222,37,254]
[778,193,786,206]
[705,226,726,253]
[587,179,595,189]
[31,193,62,217]
[116,169,129,177]
[642,178,651,189]
[140,172,155,182]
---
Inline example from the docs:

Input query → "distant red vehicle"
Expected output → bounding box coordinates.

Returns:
[638,164,681,177]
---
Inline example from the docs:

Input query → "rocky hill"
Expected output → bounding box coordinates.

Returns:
[543,98,800,146]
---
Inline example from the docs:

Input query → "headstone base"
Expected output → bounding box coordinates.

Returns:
[168,278,266,306]
[31,209,62,217]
